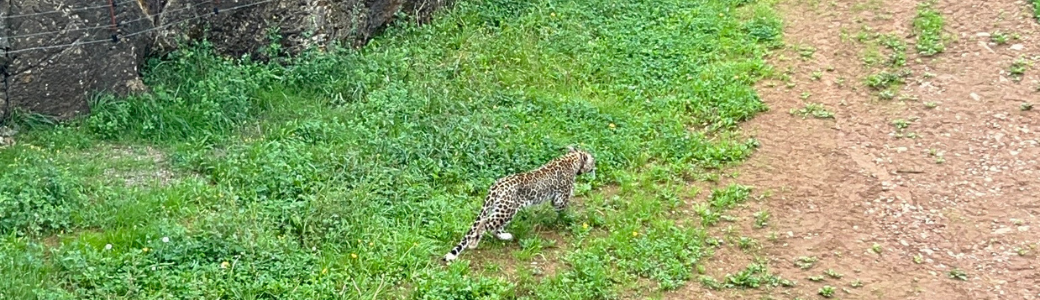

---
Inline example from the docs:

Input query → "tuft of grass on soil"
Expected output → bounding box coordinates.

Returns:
[865,70,906,90]
[1009,57,1030,82]
[753,209,771,228]
[857,30,906,68]
[990,30,1009,45]
[819,285,836,297]
[871,243,884,254]
[789,103,834,119]
[706,262,792,290]
[850,279,863,288]
[797,45,817,59]
[913,1,946,56]
[949,268,969,281]
[824,269,843,279]
[697,184,753,227]
[795,256,818,270]
[0,0,784,298]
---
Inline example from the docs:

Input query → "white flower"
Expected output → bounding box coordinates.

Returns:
[162,237,170,243]
[104,244,112,250]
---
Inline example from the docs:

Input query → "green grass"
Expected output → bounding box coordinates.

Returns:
[1033,0,1040,22]
[0,0,784,298]
[913,1,945,56]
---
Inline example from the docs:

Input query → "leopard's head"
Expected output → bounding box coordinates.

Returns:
[567,146,596,178]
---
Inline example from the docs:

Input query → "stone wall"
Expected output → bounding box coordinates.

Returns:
[0,0,454,122]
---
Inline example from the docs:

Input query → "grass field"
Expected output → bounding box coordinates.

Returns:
[0,0,784,298]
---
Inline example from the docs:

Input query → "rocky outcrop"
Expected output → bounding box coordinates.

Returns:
[0,0,454,122]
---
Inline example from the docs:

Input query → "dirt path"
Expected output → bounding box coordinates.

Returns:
[669,0,1040,299]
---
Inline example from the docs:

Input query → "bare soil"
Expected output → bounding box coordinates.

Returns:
[670,0,1040,299]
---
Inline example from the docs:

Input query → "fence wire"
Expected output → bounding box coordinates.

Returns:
[0,0,139,19]
[1,0,277,55]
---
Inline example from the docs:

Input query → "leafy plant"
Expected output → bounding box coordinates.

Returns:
[753,210,771,228]
[819,285,836,297]
[991,30,1009,45]
[1009,57,1030,82]
[913,1,946,56]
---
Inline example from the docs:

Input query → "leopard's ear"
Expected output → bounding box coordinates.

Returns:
[567,145,576,153]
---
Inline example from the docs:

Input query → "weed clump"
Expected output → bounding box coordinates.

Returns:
[913,1,946,56]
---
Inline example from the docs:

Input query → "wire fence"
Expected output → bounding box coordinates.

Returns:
[0,0,138,19]
[1,0,278,55]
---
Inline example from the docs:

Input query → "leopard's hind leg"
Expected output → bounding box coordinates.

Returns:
[444,199,494,262]
[489,205,519,241]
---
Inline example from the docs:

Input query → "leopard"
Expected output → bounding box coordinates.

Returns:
[443,146,596,262]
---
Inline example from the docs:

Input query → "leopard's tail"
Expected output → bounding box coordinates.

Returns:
[444,198,495,261]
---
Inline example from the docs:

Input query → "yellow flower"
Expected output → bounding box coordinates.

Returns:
[582,223,589,229]
[142,247,150,253]
[351,253,358,259]
[609,123,616,129]
[220,261,230,269]
[632,231,639,237]
[368,242,374,247]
